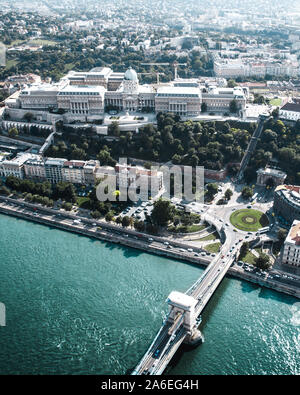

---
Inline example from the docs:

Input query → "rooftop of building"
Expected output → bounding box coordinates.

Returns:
[275,185,300,208]
[257,167,287,178]
[66,67,112,79]
[124,67,138,82]
[58,84,106,95]
[280,102,300,113]
[44,158,67,166]
[20,83,62,95]
[63,160,86,168]
[1,153,41,166]
[156,85,201,97]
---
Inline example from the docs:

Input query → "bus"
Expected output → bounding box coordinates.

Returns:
[250,193,258,202]
[257,226,269,235]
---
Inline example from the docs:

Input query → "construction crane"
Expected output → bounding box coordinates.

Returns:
[140,61,187,80]
[138,72,165,84]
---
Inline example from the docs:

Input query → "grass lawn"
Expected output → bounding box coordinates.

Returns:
[76,196,90,209]
[198,231,219,241]
[169,223,206,234]
[242,251,257,265]
[269,98,282,106]
[29,39,58,46]
[8,40,26,47]
[230,209,269,232]
[204,242,221,253]
[4,59,18,70]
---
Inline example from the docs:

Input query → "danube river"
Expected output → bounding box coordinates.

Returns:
[0,213,299,375]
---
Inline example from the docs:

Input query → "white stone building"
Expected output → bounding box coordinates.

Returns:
[5,66,247,122]
[155,86,202,116]
[0,153,40,179]
[23,155,46,181]
[279,103,300,122]
[57,85,106,120]
[281,220,300,274]
[256,167,287,187]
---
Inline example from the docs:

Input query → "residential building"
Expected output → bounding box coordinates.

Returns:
[83,160,100,186]
[23,155,46,181]
[44,158,67,184]
[62,160,86,184]
[0,153,39,179]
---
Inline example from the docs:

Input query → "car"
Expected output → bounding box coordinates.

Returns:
[187,248,193,252]
[148,237,153,242]
[194,253,200,257]
[179,248,185,252]
[92,223,97,226]
[247,205,252,209]
[154,350,160,358]
[163,241,169,245]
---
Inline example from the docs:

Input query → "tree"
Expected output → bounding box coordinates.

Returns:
[206,183,218,194]
[0,186,10,195]
[91,210,101,219]
[105,211,114,222]
[255,253,271,270]
[201,102,207,113]
[277,228,288,249]
[116,216,122,225]
[62,202,72,211]
[151,198,176,227]
[134,220,145,232]
[241,186,253,199]
[23,112,34,123]
[239,242,249,260]
[122,215,131,227]
[227,79,237,88]
[8,127,18,138]
[224,188,233,200]
[108,121,120,137]
[229,100,238,114]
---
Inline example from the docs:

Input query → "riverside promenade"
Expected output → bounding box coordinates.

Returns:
[0,195,299,299]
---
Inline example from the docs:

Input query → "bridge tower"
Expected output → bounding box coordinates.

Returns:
[167,291,203,345]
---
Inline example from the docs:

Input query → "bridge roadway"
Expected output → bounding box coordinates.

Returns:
[132,233,237,376]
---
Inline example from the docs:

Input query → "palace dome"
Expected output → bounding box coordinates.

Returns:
[124,67,138,82]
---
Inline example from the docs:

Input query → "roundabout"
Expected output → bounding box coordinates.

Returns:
[229,209,269,232]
